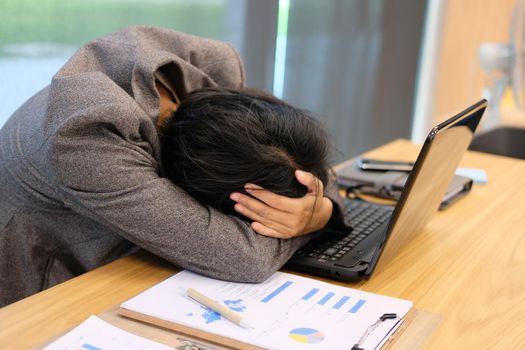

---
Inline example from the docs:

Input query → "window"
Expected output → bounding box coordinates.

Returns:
[278,0,427,159]
[1,0,427,159]
[0,0,247,126]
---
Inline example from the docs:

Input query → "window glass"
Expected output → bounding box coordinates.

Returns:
[1,0,427,158]
[0,0,245,127]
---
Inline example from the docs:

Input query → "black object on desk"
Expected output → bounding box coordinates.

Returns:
[337,158,473,210]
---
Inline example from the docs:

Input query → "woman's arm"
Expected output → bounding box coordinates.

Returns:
[50,104,315,283]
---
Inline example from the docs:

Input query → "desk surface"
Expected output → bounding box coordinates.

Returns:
[1,139,524,349]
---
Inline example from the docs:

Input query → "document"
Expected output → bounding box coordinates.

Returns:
[42,315,173,350]
[121,270,413,350]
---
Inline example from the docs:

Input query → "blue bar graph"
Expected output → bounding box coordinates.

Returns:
[302,288,320,301]
[333,296,350,310]
[349,299,366,313]
[261,281,293,303]
[82,344,103,350]
[317,292,335,305]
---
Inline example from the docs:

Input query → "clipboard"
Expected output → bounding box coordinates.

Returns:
[40,305,441,350]
[109,306,441,350]
[114,271,440,350]
[118,307,264,350]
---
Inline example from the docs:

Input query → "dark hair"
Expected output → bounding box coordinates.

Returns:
[160,87,330,216]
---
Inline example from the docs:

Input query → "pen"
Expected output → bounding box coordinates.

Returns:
[186,288,254,329]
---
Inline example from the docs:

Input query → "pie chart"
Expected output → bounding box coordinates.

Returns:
[288,327,325,344]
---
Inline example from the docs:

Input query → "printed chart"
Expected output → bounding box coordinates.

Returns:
[79,344,102,350]
[288,328,325,344]
[121,270,413,350]
[187,298,247,324]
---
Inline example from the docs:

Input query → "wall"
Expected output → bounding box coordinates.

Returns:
[432,0,517,127]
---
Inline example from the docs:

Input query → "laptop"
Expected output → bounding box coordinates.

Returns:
[285,99,487,281]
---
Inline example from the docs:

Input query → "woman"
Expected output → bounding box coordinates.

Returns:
[160,87,339,239]
[0,26,345,307]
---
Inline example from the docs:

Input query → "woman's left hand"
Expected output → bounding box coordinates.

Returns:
[229,170,333,239]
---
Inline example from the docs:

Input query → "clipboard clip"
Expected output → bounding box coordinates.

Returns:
[176,336,220,350]
[351,313,398,350]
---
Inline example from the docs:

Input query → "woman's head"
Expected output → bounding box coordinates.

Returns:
[160,87,330,216]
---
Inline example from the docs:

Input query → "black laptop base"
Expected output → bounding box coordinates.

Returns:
[285,199,393,282]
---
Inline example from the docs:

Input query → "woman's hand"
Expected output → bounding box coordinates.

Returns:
[229,170,333,239]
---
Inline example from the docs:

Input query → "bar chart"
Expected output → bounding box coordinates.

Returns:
[260,282,369,317]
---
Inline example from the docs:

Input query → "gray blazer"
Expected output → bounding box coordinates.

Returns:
[0,26,344,306]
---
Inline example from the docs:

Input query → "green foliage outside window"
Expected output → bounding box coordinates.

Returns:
[0,0,226,56]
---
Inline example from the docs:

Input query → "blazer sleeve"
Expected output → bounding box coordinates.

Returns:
[50,103,315,283]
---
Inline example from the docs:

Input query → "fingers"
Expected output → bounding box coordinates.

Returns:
[243,184,294,213]
[228,173,329,239]
[244,171,325,210]
[295,170,324,195]
[230,192,290,229]
[230,191,310,238]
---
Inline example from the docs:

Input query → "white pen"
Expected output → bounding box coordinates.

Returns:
[186,288,254,329]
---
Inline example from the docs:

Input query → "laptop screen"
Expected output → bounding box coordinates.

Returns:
[371,100,486,273]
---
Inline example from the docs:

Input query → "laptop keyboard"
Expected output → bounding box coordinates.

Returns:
[294,200,394,262]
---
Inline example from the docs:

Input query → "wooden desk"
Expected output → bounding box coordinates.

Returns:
[1,139,524,349]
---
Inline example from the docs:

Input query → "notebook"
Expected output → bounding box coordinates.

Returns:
[119,270,413,350]
[285,99,487,282]
[42,315,174,350]
[335,160,474,210]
